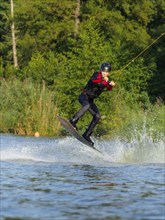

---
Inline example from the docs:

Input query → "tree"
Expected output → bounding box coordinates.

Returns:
[14,0,76,66]
[1,0,164,102]
[74,0,80,38]
[0,0,10,76]
[10,0,18,68]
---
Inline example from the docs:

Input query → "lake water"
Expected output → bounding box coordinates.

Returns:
[1,133,165,220]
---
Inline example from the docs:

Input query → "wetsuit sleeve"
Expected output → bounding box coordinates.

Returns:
[92,72,113,91]
[102,80,113,91]
[106,81,113,91]
[91,72,103,83]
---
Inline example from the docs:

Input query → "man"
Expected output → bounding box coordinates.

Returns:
[69,62,115,146]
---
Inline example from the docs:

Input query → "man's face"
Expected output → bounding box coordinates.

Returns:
[102,71,110,77]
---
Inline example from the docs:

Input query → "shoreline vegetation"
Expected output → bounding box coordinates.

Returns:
[0,78,164,141]
[1,1,164,141]
[0,79,60,137]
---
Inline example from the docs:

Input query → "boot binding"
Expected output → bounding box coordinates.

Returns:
[82,134,94,146]
[69,119,78,130]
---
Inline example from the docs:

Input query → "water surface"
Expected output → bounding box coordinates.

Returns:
[1,134,165,220]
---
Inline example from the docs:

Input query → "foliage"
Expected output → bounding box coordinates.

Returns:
[117,101,165,141]
[0,0,164,138]
[0,78,60,136]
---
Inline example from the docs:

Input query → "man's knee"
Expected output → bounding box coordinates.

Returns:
[83,103,90,111]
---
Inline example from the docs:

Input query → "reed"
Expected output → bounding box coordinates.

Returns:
[111,100,165,141]
[96,88,165,141]
[0,78,60,136]
[0,78,164,139]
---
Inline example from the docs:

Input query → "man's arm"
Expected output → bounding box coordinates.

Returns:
[92,72,103,83]
[102,77,115,90]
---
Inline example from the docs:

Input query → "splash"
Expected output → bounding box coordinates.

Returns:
[1,131,164,165]
[100,120,165,163]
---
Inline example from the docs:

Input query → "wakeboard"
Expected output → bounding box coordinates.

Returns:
[57,115,101,153]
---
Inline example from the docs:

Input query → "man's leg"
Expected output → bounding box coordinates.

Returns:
[82,102,101,144]
[69,93,90,129]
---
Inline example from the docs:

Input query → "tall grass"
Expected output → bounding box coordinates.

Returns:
[118,104,165,141]
[97,88,165,141]
[0,78,60,136]
[0,78,164,140]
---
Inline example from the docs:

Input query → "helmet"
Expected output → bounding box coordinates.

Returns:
[100,62,111,72]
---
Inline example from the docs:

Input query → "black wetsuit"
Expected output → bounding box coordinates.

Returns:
[72,71,113,136]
